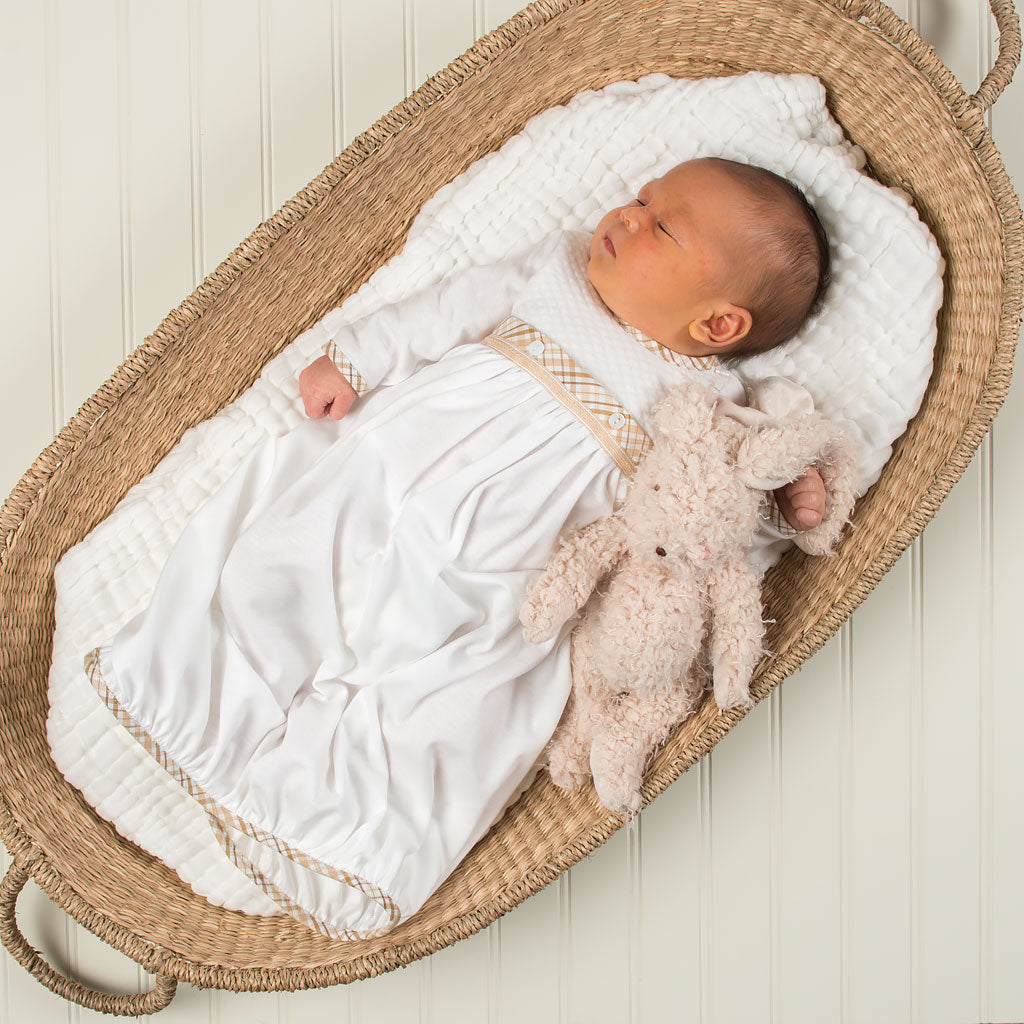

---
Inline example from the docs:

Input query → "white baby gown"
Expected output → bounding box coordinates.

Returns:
[87,230,773,938]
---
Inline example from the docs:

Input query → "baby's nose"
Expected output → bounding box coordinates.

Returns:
[619,206,642,231]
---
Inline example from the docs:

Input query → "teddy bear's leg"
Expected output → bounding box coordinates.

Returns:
[546,632,609,792]
[708,556,765,711]
[589,673,705,815]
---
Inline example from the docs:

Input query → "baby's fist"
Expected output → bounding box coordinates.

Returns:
[299,355,357,420]
[775,466,826,531]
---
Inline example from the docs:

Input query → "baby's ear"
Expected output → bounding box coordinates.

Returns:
[649,379,716,446]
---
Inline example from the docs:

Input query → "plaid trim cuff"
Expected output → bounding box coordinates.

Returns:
[765,492,800,537]
[323,340,369,396]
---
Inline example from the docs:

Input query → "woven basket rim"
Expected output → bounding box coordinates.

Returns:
[1,0,1021,996]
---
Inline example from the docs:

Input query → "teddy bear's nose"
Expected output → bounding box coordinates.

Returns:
[655,546,667,557]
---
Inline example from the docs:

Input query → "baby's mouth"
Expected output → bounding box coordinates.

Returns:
[603,232,615,256]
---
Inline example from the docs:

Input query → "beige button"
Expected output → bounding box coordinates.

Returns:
[608,412,626,429]
[527,340,545,358]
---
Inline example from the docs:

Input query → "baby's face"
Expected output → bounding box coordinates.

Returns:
[587,159,754,356]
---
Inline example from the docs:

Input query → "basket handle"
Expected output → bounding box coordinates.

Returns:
[972,0,1022,113]
[0,856,177,1016]
[842,0,1021,114]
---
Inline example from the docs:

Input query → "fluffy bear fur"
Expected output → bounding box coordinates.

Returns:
[520,377,858,815]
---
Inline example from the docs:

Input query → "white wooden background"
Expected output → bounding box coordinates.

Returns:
[1,0,1022,1021]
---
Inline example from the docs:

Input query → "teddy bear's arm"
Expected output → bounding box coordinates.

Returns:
[707,555,766,711]
[519,516,629,643]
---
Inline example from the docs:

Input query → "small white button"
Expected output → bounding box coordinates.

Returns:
[527,340,545,358]
[608,412,626,429]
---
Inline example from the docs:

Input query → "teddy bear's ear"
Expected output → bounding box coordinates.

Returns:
[649,379,716,445]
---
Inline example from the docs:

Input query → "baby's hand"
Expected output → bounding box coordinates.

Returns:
[299,356,357,420]
[775,466,826,531]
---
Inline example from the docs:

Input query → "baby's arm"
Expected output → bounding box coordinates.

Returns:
[295,232,566,408]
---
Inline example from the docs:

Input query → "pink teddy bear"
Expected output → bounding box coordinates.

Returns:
[520,377,858,815]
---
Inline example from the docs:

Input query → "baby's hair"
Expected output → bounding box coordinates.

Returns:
[707,158,831,360]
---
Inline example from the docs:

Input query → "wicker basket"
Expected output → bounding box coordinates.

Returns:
[1,0,1021,1014]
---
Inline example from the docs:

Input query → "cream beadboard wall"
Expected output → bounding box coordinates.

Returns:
[1,1,1022,1022]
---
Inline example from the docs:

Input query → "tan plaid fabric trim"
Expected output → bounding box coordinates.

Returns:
[322,340,369,396]
[84,648,400,939]
[764,492,799,537]
[615,315,719,371]
[483,317,652,477]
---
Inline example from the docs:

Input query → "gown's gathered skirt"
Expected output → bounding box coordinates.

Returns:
[95,341,623,934]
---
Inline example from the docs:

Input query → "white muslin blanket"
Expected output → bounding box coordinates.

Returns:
[47,71,944,936]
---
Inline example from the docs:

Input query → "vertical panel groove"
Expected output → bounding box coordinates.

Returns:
[839,622,853,1024]
[487,922,502,1024]
[557,874,571,1024]
[64,916,78,1024]
[698,758,712,1024]
[979,434,995,1022]
[404,0,416,93]
[44,0,65,432]
[115,0,135,359]
[350,970,362,1024]
[626,816,642,1024]
[330,0,345,154]
[905,7,924,1016]
[768,690,783,1024]
[420,956,433,1023]
[186,0,205,285]
[909,536,925,1024]
[258,0,273,217]
[977,12,995,1016]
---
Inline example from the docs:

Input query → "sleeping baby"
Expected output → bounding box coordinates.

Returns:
[301,158,830,528]
[84,157,837,938]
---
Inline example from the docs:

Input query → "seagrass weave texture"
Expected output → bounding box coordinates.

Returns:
[0,0,1021,1011]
